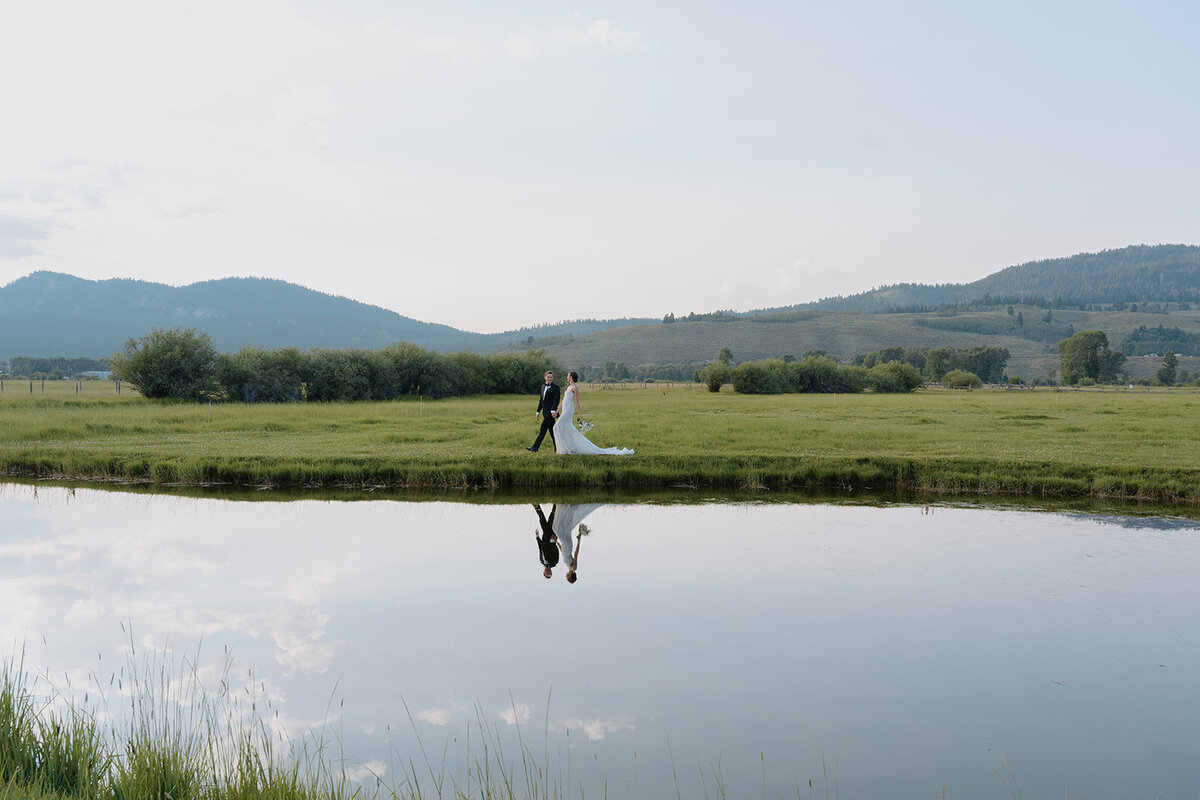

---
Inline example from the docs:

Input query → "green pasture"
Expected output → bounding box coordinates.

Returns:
[3,383,1200,503]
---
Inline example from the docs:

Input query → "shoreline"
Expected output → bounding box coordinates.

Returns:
[3,388,1199,507]
[4,454,1200,513]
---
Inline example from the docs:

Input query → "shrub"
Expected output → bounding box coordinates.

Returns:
[217,347,304,402]
[789,357,867,393]
[110,328,218,400]
[731,361,787,394]
[697,362,732,392]
[866,361,923,393]
[942,369,982,389]
[299,349,378,401]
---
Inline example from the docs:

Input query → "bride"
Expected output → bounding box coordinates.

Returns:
[554,372,635,456]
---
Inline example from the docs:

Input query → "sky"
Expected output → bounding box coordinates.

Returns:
[2,1,1198,333]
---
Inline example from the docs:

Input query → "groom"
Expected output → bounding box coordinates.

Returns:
[527,370,561,452]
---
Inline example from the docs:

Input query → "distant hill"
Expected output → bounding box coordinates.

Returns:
[798,244,1200,313]
[0,272,658,360]
[0,272,489,358]
[511,305,1200,384]
[495,243,1200,381]
[4,245,1200,383]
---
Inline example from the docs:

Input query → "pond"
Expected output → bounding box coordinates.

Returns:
[2,483,1198,798]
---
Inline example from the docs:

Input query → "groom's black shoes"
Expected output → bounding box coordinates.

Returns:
[526,446,537,452]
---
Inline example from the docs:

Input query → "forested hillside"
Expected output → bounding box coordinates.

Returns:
[802,245,1200,312]
[514,304,1200,385]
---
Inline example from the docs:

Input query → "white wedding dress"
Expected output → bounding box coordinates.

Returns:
[551,503,603,567]
[554,386,635,455]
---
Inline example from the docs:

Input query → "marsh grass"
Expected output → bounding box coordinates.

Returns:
[0,641,359,800]
[5,640,616,800]
[4,652,734,800]
[3,386,1200,502]
[2,654,108,800]
[3,644,1048,800]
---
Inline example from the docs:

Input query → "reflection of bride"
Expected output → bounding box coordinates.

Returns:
[554,372,635,456]
[551,503,603,583]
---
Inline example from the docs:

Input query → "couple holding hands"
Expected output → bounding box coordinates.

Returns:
[526,370,634,456]
[534,502,601,583]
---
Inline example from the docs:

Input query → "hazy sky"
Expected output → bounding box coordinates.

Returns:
[2,1,1198,332]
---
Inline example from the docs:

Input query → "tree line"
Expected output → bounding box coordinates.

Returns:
[1122,324,1200,356]
[1056,329,1196,386]
[110,328,559,401]
[693,344,1016,394]
[800,245,1200,313]
[852,345,1010,383]
[3,356,111,379]
[730,357,925,394]
[694,348,925,395]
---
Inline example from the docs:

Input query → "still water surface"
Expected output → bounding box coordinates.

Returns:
[2,484,1198,798]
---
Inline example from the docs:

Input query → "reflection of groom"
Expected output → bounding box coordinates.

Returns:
[526,370,561,452]
[533,503,559,578]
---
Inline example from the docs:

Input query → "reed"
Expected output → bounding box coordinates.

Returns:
[0,654,640,800]
[2,648,1049,800]
[0,642,355,800]
[1,654,108,800]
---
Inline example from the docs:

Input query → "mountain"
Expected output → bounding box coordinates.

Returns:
[0,272,489,359]
[3,245,1198,376]
[797,244,1200,313]
[0,271,658,360]
[492,244,1200,382]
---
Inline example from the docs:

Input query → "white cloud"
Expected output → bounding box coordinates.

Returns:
[416,707,454,725]
[499,701,532,725]
[415,694,474,726]
[503,34,539,60]
[552,20,642,49]
[342,760,388,783]
[270,623,340,675]
[557,714,637,741]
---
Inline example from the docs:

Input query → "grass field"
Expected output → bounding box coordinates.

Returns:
[3,381,1200,504]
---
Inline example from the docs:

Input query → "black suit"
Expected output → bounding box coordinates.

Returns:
[534,504,559,566]
[530,381,561,451]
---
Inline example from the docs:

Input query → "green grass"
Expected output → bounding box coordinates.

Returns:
[1,653,717,800]
[1,644,363,800]
[4,384,1200,503]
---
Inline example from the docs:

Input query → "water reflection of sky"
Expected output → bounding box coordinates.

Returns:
[2,484,1198,798]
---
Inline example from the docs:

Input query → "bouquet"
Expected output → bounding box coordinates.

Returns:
[578,419,593,433]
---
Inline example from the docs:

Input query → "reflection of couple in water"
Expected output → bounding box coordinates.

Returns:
[534,503,601,583]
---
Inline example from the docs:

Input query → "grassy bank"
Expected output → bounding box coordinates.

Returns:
[3,383,1200,503]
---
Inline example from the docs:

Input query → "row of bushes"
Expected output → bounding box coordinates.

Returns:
[698,356,926,394]
[110,328,560,401]
[853,345,1010,383]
